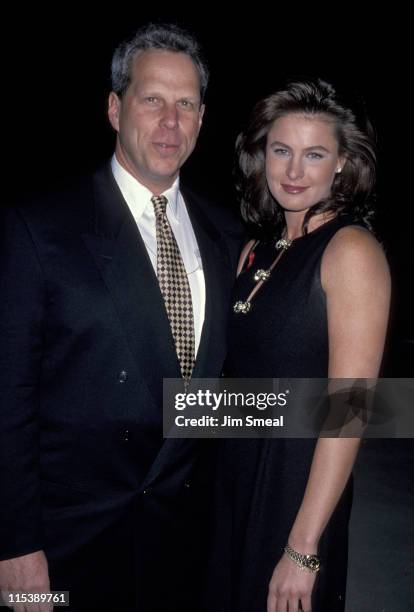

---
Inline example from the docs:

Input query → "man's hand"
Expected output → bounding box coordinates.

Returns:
[0,551,51,611]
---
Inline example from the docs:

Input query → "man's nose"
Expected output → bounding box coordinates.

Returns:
[160,103,179,129]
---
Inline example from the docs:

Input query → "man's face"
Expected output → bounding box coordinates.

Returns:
[108,49,205,194]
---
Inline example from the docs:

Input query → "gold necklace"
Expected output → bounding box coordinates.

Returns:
[233,237,293,314]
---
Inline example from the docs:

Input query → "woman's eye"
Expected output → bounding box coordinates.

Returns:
[307,152,324,160]
[273,148,289,156]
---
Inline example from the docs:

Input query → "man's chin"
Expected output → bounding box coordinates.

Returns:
[149,163,182,183]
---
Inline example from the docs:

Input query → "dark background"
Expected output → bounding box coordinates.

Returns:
[3,12,413,609]
[3,10,412,375]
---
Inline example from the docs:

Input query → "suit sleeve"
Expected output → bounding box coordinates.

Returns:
[0,206,44,559]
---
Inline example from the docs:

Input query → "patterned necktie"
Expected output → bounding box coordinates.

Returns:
[151,195,195,382]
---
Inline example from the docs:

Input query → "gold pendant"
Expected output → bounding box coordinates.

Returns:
[275,238,292,250]
[233,300,252,314]
[254,269,271,282]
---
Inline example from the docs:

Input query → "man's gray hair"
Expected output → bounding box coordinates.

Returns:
[111,23,209,102]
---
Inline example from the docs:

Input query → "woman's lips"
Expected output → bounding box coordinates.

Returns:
[281,184,309,194]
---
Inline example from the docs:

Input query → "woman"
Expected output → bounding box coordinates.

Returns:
[204,80,390,612]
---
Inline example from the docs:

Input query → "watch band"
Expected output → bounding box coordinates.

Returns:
[284,544,321,573]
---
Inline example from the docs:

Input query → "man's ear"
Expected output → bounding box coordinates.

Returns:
[198,103,205,132]
[108,92,121,132]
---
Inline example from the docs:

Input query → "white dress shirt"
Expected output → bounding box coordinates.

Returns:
[111,155,205,355]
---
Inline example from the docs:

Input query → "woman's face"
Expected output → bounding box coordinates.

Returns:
[265,113,345,214]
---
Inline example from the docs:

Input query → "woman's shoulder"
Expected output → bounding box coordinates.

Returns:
[324,223,386,264]
[321,223,390,291]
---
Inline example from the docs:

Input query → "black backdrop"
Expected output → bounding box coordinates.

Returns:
[3,10,412,374]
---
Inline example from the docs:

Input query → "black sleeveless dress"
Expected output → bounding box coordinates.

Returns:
[203,216,356,612]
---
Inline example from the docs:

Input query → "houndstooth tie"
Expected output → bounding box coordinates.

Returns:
[151,195,195,382]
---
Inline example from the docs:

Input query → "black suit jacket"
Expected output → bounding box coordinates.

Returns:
[0,164,242,610]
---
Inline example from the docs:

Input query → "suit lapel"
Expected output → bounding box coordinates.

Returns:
[82,165,181,407]
[184,190,231,378]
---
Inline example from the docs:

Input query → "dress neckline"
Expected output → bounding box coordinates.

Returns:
[281,215,341,246]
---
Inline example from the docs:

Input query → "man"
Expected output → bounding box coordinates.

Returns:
[0,24,241,611]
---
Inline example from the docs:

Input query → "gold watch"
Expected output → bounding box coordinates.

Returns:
[284,544,321,573]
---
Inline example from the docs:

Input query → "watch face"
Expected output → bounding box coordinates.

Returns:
[307,556,321,571]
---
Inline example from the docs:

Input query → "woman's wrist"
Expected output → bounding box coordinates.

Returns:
[287,532,319,554]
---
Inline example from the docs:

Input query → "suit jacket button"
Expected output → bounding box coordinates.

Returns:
[117,370,128,383]
[184,481,191,489]
[143,488,150,495]
[123,429,129,442]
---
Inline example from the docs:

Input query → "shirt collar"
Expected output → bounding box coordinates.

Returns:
[111,154,181,221]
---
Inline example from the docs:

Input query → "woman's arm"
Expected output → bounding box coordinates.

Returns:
[267,226,391,612]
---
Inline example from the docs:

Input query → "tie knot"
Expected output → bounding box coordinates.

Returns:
[151,195,168,216]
